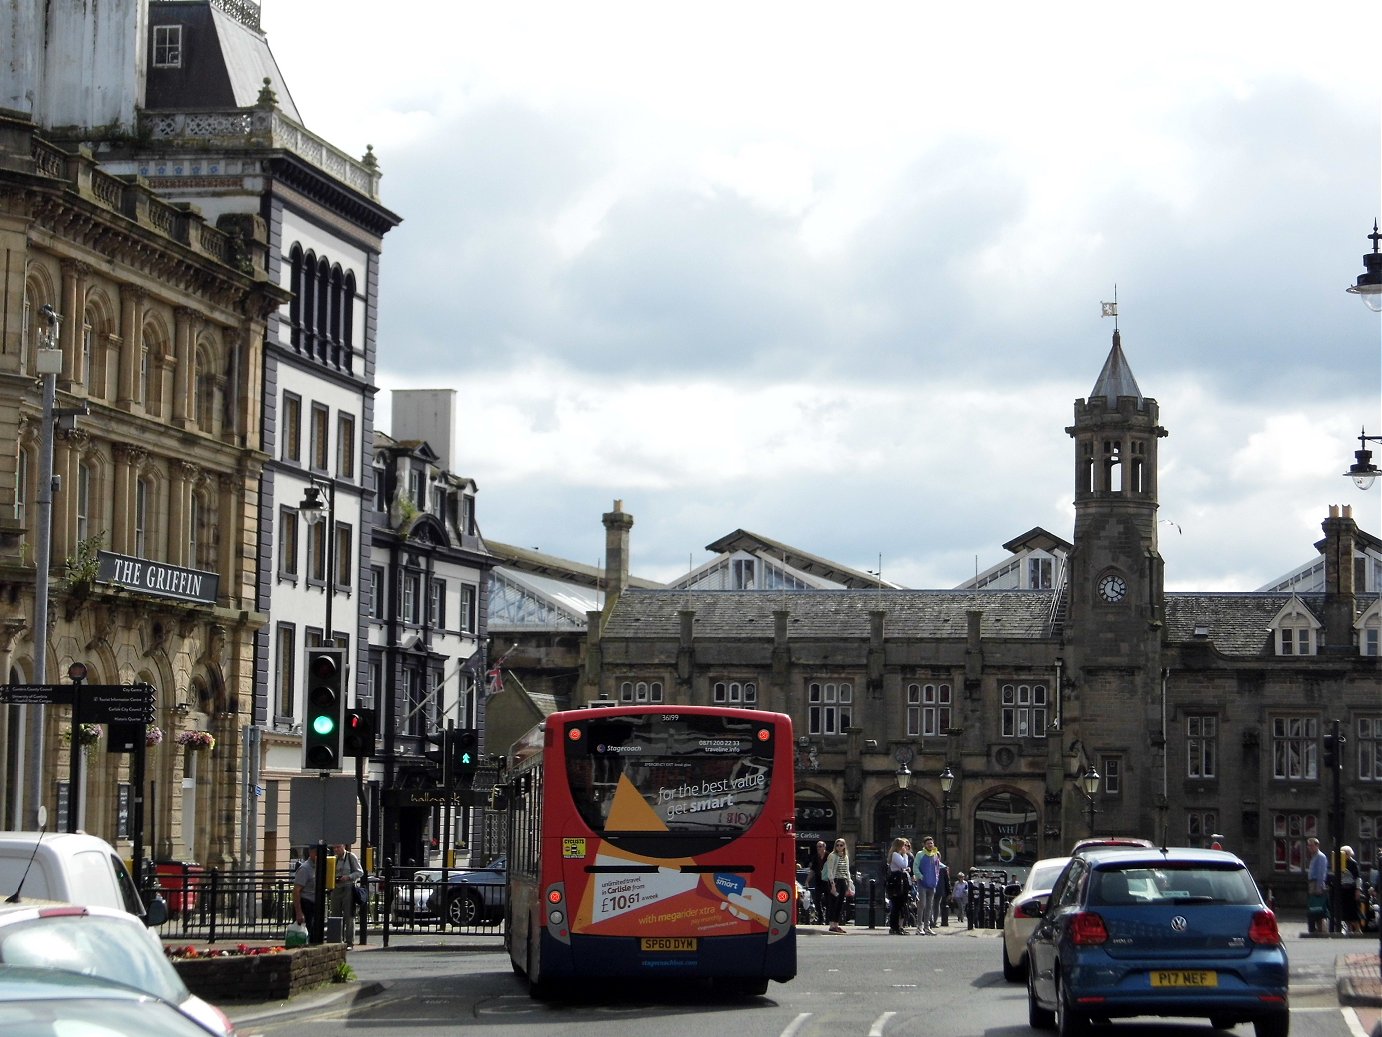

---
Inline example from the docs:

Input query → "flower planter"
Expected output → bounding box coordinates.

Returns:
[169,943,346,1002]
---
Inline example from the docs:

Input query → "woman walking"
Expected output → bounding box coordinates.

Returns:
[886,837,913,934]
[823,838,854,934]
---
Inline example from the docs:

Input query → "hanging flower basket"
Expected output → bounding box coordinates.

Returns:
[145,726,165,747]
[176,731,215,751]
[62,723,103,753]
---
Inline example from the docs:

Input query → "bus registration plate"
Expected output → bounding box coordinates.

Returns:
[641,937,697,952]
[1150,970,1216,988]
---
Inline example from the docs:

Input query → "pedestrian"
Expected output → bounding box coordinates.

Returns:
[951,871,969,924]
[823,838,854,934]
[808,840,831,925]
[328,842,365,946]
[292,845,319,933]
[886,837,912,934]
[912,834,942,935]
[933,860,950,927]
[1339,845,1362,933]
[1306,837,1329,934]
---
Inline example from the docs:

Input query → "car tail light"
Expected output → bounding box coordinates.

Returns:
[1070,912,1109,945]
[1248,910,1280,946]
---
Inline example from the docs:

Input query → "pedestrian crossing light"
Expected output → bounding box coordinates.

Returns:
[449,728,479,784]
[302,647,345,771]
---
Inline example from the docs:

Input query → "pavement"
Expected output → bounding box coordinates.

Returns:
[199,919,1382,1030]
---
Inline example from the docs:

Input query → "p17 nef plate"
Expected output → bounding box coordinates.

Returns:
[1150,970,1217,987]
[641,937,697,952]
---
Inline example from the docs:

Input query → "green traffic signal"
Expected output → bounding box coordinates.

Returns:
[313,714,336,736]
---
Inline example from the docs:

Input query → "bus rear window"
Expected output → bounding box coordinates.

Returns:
[565,713,775,837]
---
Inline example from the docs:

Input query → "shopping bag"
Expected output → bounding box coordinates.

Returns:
[285,922,308,948]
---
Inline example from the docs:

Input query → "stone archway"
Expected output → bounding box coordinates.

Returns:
[970,789,1040,877]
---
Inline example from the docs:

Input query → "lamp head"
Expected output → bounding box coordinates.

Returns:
[895,763,912,791]
[1344,429,1380,490]
[939,765,955,793]
[1081,764,1101,797]
[298,484,326,525]
[1346,219,1382,311]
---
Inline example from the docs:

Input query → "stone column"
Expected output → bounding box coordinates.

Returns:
[116,287,144,411]
[171,308,195,428]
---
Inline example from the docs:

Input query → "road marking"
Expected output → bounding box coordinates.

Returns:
[869,1011,896,1036]
[779,1012,812,1037]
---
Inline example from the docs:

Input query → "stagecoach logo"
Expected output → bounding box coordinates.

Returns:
[597,743,643,754]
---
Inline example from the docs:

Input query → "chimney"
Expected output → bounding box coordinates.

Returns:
[1321,505,1357,652]
[602,499,633,596]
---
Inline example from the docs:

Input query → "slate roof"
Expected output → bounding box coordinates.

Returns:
[1164,592,1377,657]
[601,589,1056,640]
[1089,330,1143,403]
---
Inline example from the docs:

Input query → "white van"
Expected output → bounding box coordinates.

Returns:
[0,832,166,925]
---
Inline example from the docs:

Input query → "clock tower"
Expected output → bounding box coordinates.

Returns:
[1064,327,1168,664]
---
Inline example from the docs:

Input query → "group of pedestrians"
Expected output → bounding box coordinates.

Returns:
[807,835,969,936]
[1306,838,1381,934]
[291,843,367,946]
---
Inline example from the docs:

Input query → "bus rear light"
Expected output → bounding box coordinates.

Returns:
[756,728,770,742]
[547,888,563,905]
[775,888,791,904]
[548,909,565,925]
[773,909,790,925]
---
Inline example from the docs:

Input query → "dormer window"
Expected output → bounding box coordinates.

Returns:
[1358,602,1382,657]
[153,25,182,68]
[1270,596,1320,657]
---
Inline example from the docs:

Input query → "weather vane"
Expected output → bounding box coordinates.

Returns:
[1100,287,1119,330]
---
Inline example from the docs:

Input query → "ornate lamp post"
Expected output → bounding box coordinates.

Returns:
[1346,219,1382,311]
[1079,764,1101,833]
[938,765,955,852]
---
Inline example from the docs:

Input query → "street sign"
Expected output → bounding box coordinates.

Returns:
[288,776,358,846]
[84,685,156,725]
[385,788,476,808]
[0,684,74,706]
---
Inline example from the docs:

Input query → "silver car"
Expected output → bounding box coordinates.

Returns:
[1002,855,1071,982]
[0,901,234,1036]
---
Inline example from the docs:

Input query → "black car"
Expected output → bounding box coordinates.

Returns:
[426,856,506,927]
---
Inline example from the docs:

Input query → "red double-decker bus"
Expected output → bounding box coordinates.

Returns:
[504,704,797,997]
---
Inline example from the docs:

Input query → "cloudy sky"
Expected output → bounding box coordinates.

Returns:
[261,2,1382,592]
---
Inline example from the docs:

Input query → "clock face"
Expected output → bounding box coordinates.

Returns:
[1098,574,1127,603]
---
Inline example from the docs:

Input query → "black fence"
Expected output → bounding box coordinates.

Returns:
[148,867,505,945]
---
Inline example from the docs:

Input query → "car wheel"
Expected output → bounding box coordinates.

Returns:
[1056,974,1088,1037]
[1003,943,1025,982]
[446,890,483,927]
[1027,966,1055,1029]
[1252,1012,1289,1037]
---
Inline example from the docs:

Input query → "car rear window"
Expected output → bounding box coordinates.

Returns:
[0,915,189,1002]
[1092,865,1260,907]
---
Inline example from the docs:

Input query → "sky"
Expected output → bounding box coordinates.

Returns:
[260,1,1382,592]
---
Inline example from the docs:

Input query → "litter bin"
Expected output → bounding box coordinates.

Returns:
[155,860,205,916]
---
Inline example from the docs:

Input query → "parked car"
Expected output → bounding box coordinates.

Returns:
[0,901,235,1036]
[1025,847,1288,1037]
[392,870,442,920]
[0,832,167,926]
[0,963,220,1037]
[428,856,506,927]
[1002,856,1071,982]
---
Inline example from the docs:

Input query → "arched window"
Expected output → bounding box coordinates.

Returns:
[971,791,1039,872]
[194,341,216,431]
[134,477,149,556]
[342,271,356,372]
[301,249,318,357]
[314,257,330,362]
[288,244,304,352]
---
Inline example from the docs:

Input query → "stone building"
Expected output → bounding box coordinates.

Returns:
[0,113,286,864]
[571,332,1381,900]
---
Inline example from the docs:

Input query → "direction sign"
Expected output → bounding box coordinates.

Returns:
[84,685,156,725]
[0,684,74,706]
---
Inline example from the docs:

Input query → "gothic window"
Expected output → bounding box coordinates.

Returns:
[713,680,757,705]
[1271,811,1318,873]
[1187,714,1216,778]
[1000,682,1046,738]
[808,681,852,736]
[906,682,951,737]
[1187,810,1218,847]
[1270,715,1318,780]
[619,680,663,703]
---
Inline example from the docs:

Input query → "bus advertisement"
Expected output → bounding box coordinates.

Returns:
[505,705,797,997]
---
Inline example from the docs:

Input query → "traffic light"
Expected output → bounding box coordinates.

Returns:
[342,707,375,757]
[302,647,345,770]
[1323,733,1337,769]
[449,728,479,784]
[423,730,446,779]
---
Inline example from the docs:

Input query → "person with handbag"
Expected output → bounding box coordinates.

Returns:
[823,838,854,933]
[885,837,913,934]
[328,843,365,946]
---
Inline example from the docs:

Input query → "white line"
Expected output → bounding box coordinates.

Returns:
[869,1011,896,1036]
[779,1011,812,1037]
[1343,1006,1371,1037]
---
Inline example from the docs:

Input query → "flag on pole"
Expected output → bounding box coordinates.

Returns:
[485,667,504,695]
[1101,301,1118,317]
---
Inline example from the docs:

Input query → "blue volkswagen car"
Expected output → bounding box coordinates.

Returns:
[1025,847,1288,1037]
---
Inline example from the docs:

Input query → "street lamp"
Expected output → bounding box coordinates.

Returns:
[1343,428,1382,490]
[938,765,955,848]
[297,480,335,641]
[1078,764,1101,833]
[1346,220,1382,312]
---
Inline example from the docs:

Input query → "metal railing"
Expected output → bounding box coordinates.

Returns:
[148,867,505,944]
